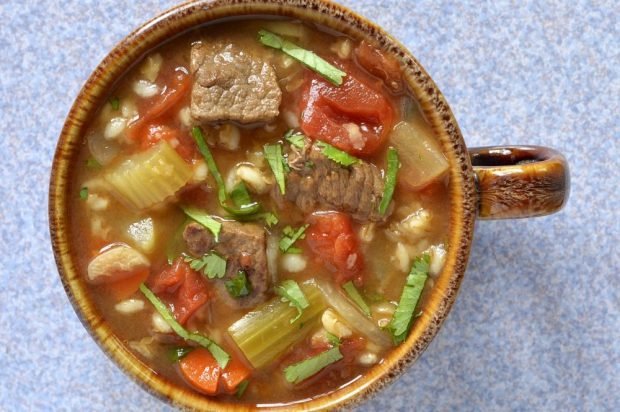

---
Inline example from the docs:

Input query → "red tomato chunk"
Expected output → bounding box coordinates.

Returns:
[148,258,210,325]
[306,211,364,285]
[299,64,395,157]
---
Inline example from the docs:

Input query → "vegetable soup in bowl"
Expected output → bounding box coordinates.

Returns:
[49,0,569,409]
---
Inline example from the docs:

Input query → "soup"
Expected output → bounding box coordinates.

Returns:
[71,17,450,406]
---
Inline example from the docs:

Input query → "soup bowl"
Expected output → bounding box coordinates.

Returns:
[49,0,569,410]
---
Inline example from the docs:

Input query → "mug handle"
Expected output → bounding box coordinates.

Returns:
[469,146,570,220]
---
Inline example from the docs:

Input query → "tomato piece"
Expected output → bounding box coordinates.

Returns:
[141,124,196,162]
[354,41,403,92]
[126,67,191,141]
[220,356,251,394]
[306,212,364,285]
[179,348,222,395]
[148,258,210,325]
[299,64,395,157]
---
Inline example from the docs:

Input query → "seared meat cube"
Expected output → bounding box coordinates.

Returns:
[283,142,391,222]
[190,41,282,123]
[183,221,269,309]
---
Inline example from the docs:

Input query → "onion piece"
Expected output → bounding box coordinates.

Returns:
[314,278,392,348]
[87,131,120,165]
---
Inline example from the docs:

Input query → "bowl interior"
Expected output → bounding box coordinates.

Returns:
[49,0,477,409]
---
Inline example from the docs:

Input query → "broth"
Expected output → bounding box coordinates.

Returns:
[70,17,450,406]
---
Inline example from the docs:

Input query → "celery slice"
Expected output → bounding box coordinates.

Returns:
[105,141,193,210]
[228,280,327,368]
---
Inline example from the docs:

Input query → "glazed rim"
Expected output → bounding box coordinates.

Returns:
[49,0,476,410]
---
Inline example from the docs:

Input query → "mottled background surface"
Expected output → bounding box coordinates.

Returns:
[0,0,618,410]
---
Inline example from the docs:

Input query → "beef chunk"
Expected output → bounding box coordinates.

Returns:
[190,41,282,123]
[283,142,390,222]
[182,221,269,309]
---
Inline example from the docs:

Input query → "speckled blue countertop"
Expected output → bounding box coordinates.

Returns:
[1,0,618,410]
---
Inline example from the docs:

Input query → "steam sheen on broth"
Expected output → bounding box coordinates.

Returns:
[71,18,450,405]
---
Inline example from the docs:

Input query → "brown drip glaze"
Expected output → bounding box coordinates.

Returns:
[471,146,569,219]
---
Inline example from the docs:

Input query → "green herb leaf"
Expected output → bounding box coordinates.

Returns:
[284,346,343,384]
[86,158,101,169]
[388,253,430,344]
[230,182,252,207]
[139,284,230,368]
[285,130,307,149]
[224,181,262,216]
[264,212,279,227]
[110,96,120,110]
[279,224,309,253]
[342,281,371,317]
[182,206,221,242]
[192,126,227,204]
[317,141,359,167]
[379,147,399,215]
[225,271,252,298]
[264,143,287,195]
[167,346,194,362]
[184,253,227,279]
[276,279,310,324]
[258,30,346,86]
[235,380,249,399]
[79,187,88,200]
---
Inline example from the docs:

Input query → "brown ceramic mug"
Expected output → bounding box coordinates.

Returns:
[49,0,569,409]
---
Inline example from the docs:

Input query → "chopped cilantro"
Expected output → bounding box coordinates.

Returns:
[258,30,346,86]
[275,279,310,324]
[264,143,287,195]
[181,206,221,242]
[279,224,308,253]
[342,281,371,317]
[225,271,252,298]
[79,187,88,200]
[139,284,230,368]
[184,252,227,279]
[317,141,359,167]
[284,346,343,384]
[388,253,430,344]
[109,96,120,110]
[378,147,399,215]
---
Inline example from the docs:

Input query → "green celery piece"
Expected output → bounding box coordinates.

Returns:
[191,127,227,204]
[258,30,346,86]
[275,280,310,323]
[264,143,287,195]
[228,280,326,369]
[181,206,221,242]
[378,147,399,215]
[139,284,230,368]
[342,281,371,317]
[284,346,343,384]
[388,253,430,344]
[317,141,359,167]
